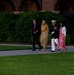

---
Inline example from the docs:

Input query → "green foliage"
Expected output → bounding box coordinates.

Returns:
[0,12,70,44]
[70,32,74,44]
[66,35,70,45]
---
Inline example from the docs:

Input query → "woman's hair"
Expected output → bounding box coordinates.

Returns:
[61,21,65,27]
[41,20,46,25]
[42,20,46,22]
[42,20,46,25]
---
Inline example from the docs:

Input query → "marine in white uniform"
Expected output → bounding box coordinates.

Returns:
[50,20,59,52]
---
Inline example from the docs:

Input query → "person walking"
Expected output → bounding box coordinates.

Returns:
[40,20,49,51]
[59,22,68,52]
[50,20,59,52]
[32,19,42,51]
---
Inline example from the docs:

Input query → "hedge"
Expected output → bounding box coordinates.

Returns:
[0,12,71,44]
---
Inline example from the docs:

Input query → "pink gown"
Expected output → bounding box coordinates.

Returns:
[59,27,66,51]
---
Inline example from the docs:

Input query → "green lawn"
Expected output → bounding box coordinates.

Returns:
[0,53,74,75]
[0,46,32,51]
[0,46,50,51]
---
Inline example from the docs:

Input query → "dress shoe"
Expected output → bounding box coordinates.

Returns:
[32,50,36,51]
[51,50,55,52]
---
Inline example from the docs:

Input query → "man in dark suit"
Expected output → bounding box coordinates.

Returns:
[32,19,42,51]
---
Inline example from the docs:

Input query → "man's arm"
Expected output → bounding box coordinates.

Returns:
[50,26,55,34]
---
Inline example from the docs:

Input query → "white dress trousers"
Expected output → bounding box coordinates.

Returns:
[51,38,59,51]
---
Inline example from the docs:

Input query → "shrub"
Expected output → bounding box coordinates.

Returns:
[70,32,74,44]
[66,35,70,45]
[0,12,70,44]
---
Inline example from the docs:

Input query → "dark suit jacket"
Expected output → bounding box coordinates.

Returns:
[32,24,41,37]
[50,25,59,39]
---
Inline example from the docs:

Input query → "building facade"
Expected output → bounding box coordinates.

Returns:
[0,0,74,13]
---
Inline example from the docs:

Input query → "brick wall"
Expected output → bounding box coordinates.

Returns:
[11,0,23,11]
[42,0,57,11]
[11,0,41,11]
[11,0,57,11]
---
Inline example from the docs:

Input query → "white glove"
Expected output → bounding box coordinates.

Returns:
[51,31,54,34]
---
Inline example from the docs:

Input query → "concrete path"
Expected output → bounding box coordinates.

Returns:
[0,44,74,57]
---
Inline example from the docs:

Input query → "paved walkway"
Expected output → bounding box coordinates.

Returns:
[0,44,74,57]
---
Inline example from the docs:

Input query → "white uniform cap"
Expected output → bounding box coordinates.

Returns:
[52,20,56,22]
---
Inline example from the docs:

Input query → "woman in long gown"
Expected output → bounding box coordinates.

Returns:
[59,22,67,52]
[40,20,49,51]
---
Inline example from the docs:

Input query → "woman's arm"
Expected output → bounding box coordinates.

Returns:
[62,27,66,36]
[45,24,49,33]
